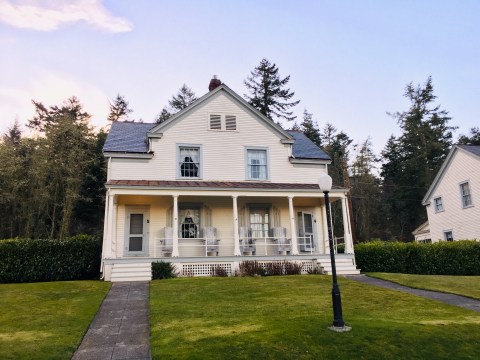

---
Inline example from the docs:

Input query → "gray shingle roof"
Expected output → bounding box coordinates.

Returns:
[103,122,155,153]
[458,145,480,157]
[103,122,331,160]
[286,131,331,160]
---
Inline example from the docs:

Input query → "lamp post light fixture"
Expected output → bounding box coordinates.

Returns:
[318,173,351,332]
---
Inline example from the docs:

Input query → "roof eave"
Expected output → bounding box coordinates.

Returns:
[103,151,153,159]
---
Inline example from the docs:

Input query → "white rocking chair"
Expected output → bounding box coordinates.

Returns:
[204,226,219,256]
[162,227,173,257]
[239,227,256,255]
[273,227,291,255]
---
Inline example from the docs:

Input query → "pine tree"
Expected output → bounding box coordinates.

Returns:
[108,94,133,122]
[155,107,172,124]
[244,58,300,122]
[168,84,197,112]
[381,77,456,240]
[300,109,321,146]
[458,127,480,145]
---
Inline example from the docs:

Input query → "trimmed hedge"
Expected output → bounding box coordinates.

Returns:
[355,240,480,275]
[0,235,102,283]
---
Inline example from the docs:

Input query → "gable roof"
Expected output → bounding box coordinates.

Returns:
[287,131,330,160]
[147,84,294,142]
[103,122,155,153]
[422,144,480,205]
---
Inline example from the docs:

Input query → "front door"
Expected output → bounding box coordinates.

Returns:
[126,212,147,256]
[297,211,315,252]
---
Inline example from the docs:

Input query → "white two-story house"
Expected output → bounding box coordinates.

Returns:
[101,79,358,281]
[421,145,480,242]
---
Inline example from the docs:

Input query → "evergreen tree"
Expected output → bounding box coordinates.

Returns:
[381,77,456,240]
[244,58,300,122]
[300,109,321,146]
[458,127,480,145]
[108,94,133,122]
[155,107,172,124]
[168,84,197,112]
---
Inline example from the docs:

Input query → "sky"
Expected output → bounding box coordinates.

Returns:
[1,0,479,155]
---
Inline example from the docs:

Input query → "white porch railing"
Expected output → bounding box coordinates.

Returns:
[153,236,320,258]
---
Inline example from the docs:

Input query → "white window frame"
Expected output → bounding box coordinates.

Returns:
[207,113,237,132]
[433,196,444,213]
[459,181,473,208]
[245,147,269,181]
[443,230,453,242]
[177,144,202,179]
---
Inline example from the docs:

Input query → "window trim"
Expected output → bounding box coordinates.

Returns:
[176,143,202,179]
[459,181,473,209]
[433,196,444,213]
[443,230,454,242]
[245,146,270,181]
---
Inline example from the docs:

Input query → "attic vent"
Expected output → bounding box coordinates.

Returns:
[209,114,222,130]
[225,115,237,131]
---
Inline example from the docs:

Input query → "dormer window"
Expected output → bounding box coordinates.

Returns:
[177,144,202,179]
[209,114,237,131]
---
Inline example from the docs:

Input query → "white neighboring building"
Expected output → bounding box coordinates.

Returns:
[422,145,480,242]
[101,79,359,281]
[412,221,431,243]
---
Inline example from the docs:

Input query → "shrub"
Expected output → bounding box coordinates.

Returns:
[284,261,303,275]
[238,260,303,277]
[152,261,177,279]
[355,240,480,275]
[0,235,102,283]
[211,266,229,277]
[238,261,267,277]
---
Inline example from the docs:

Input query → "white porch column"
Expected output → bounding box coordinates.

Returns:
[342,196,354,254]
[111,195,118,257]
[288,196,299,255]
[172,195,179,257]
[322,203,329,254]
[101,191,112,261]
[107,194,116,258]
[232,195,241,256]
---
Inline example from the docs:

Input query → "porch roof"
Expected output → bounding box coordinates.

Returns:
[106,179,345,191]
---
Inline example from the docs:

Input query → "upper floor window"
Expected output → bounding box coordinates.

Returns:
[433,197,444,212]
[178,145,201,178]
[246,148,268,180]
[443,230,453,241]
[460,181,472,208]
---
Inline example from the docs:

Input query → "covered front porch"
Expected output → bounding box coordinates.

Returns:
[101,182,356,280]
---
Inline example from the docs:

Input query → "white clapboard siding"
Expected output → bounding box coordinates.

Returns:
[426,149,480,241]
[109,92,327,183]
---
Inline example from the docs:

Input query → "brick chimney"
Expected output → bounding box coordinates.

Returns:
[208,75,222,91]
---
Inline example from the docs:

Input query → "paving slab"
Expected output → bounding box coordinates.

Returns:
[72,282,151,360]
[344,275,480,313]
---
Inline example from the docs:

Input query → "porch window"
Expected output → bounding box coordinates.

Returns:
[249,208,269,238]
[433,197,444,213]
[246,148,268,180]
[179,208,200,238]
[460,182,472,208]
[443,230,453,241]
[178,145,201,178]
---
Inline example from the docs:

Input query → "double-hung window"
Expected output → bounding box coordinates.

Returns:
[443,230,453,241]
[246,148,268,180]
[433,197,444,212]
[460,182,472,208]
[178,145,201,178]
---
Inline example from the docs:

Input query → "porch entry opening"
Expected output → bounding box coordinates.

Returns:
[298,211,315,251]
[179,207,200,238]
[127,212,147,255]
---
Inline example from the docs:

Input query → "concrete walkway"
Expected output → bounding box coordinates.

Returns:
[344,275,480,313]
[72,282,151,360]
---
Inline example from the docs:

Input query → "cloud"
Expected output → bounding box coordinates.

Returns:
[0,0,133,32]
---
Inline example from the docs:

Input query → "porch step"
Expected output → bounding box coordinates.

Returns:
[111,262,152,282]
[316,258,361,275]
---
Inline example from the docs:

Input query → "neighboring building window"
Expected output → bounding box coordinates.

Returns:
[246,148,268,180]
[433,197,444,212]
[443,231,453,241]
[249,208,270,239]
[460,182,472,208]
[178,145,201,178]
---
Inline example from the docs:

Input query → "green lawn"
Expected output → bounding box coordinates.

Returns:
[150,276,480,359]
[0,281,110,360]
[367,273,480,300]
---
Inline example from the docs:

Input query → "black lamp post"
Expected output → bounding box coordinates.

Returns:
[318,173,350,331]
